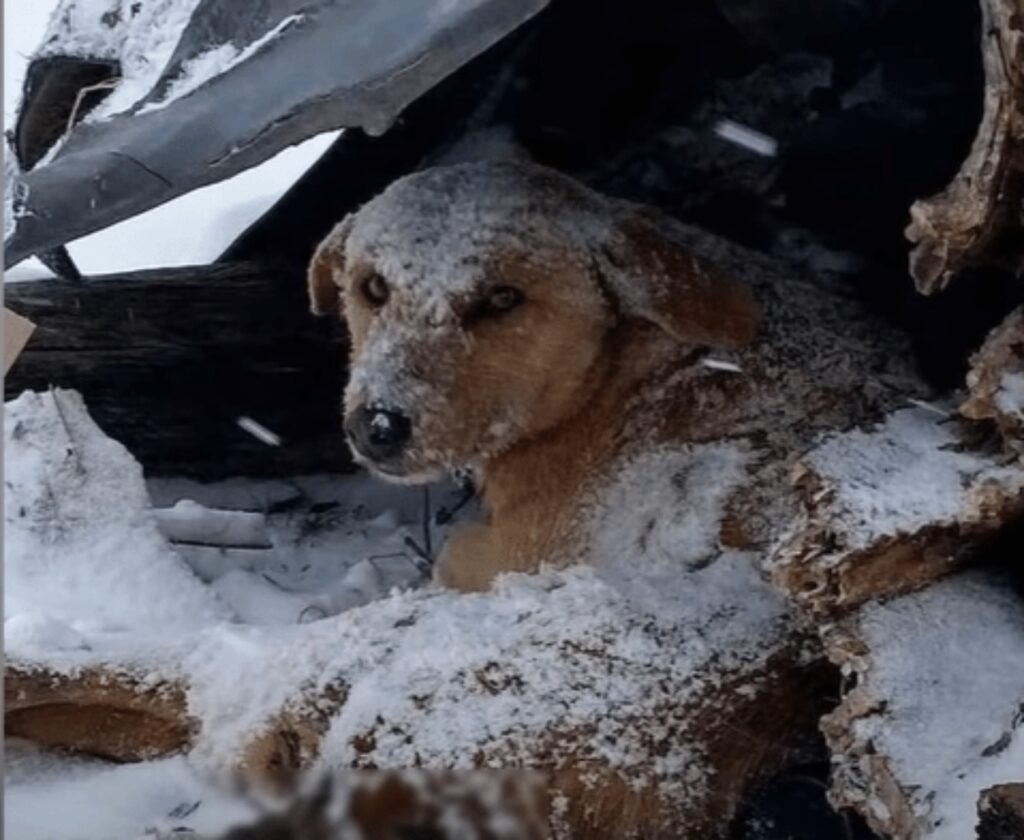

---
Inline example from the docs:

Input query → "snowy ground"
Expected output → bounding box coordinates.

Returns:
[1,7,458,836]
[4,390,465,840]
[4,389,797,840]
[3,0,339,280]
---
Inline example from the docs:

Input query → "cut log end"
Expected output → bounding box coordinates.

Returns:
[5,663,193,762]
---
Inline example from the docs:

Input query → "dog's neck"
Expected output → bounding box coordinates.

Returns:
[478,322,685,542]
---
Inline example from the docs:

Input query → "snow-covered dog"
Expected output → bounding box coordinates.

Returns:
[308,161,766,591]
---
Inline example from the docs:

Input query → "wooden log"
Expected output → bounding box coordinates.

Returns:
[770,407,1024,617]
[4,263,354,479]
[906,0,1024,292]
[5,661,192,762]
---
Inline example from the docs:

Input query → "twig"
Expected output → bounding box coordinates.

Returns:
[422,485,433,559]
[64,77,121,138]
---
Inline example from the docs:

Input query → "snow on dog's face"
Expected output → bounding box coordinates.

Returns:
[308,162,760,483]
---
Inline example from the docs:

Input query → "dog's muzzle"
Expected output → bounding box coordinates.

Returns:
[345,406,412,467]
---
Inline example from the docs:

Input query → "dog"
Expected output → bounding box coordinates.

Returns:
[307,160,908,591]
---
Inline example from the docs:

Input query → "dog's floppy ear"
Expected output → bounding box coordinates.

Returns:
[595,213,760,348]
[308,215,354,316]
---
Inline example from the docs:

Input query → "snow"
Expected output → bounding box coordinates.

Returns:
[6,741,257,840]
[801,407,1024,551]
[713,119,778,157]
[3,0,340,278]
[344,162,626,323]
[701,357,744,373]
[996,371,1024,417]
[36,0,207,120]
[846,571,1024,840]
[4,388,794,837]
[153,500,270,549]
[235,416,283,447]
[138,13,306,115]
[4,390,232,646]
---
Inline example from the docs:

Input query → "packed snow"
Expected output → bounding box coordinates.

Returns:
[6,742,257,840]
[4,390,232,644]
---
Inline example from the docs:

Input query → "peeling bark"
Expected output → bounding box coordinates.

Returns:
[771,409,1024,616]
[906,0,1024,292]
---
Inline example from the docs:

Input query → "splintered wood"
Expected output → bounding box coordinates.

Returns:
[770,407,1024,616]
[906,0,1024,292]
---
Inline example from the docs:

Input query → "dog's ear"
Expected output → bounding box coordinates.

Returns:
[595,213,760,348]
[308,216,354,316]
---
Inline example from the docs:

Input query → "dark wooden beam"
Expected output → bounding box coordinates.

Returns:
[5,263,354,479]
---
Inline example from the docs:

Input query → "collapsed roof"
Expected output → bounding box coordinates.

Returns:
[3,0,548,268]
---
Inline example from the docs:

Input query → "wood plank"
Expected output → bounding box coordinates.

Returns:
[4,263,354,478]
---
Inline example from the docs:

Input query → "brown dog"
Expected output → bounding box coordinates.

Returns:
[307,161,895,591]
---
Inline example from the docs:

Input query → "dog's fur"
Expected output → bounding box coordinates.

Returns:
[309,161,879,591]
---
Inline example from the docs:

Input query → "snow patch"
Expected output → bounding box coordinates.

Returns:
[5,743,255,840]
[996,371,1024,418]
[138,14,305,115]
[4,388,793,828]
[801,407,1023,550]
[4,389,232,651]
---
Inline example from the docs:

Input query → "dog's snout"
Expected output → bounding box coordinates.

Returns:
[346,406,412,463]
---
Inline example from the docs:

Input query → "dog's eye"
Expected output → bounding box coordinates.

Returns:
[362,273,389,307]
[482,286,524,315]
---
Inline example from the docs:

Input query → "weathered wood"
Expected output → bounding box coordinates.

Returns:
[978,784,1024,840]
[906,0,1024,291]
[770,408,1024,617]
[4,263,354,478]
[5,661,192,762]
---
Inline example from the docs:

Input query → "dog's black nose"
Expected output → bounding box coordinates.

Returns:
[345,406,412,463]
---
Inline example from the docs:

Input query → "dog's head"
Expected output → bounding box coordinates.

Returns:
[309,162,759,483]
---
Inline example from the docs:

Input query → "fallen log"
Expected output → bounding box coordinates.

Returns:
[5,661,192,762]
[4,263,353,479]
